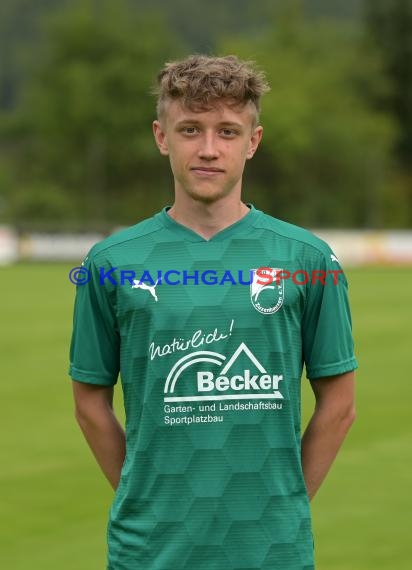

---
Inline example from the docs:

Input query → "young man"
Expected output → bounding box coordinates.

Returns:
[70,55,357,570]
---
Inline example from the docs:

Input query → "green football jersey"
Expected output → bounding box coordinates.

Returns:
[69,205,357,570]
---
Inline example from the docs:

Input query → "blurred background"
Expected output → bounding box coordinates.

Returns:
[0,1,411,569]
[1,0,412,233]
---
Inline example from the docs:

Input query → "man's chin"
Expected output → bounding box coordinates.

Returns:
[185,186,231,204]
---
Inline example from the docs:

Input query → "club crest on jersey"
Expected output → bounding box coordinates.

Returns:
[250,268,284,315]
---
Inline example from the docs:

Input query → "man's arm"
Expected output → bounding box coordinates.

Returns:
[301,371,356,501]
[72,381,126,490]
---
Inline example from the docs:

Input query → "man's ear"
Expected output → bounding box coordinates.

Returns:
[246,125,263,160]
[153,120,169,156]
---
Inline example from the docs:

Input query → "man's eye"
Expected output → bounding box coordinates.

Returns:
[221,129,237,137]
[181,127,198,135]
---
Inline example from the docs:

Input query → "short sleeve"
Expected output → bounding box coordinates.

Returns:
[69,252,120,385]
[302,249,358,380]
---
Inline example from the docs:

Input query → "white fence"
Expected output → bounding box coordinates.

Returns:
[315,230,412,265]
[0,226,19,265]
[1,226,412,266]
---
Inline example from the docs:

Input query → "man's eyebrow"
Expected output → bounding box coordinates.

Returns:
[218,121,244,129]
[175,119,244,128]
[175,119,201,126]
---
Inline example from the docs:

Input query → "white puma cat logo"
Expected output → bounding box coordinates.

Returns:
[132,279,158,302]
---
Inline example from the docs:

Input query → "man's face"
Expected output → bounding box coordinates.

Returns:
[153,99,263,204]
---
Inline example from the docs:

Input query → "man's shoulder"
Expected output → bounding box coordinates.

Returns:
[86,212,163,262]
[255,210,334,258]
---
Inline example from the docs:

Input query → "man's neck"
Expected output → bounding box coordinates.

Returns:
[167,197,250,240]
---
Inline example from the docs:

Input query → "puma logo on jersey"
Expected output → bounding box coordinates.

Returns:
[330,254,339,263]
[132,279,158,302]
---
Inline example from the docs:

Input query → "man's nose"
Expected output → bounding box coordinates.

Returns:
[198,133,220,160]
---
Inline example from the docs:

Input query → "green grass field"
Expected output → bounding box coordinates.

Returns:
[1,263,411,569]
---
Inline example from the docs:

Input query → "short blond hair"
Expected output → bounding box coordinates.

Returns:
[154,54,270,126]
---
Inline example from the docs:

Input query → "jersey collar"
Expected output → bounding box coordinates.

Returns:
[156,204,260,243]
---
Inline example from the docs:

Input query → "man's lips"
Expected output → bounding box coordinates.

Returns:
[190,167,225,174]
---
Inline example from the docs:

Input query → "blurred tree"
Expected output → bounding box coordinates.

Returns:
[132,0,274,52]
[365,0,412,166]
[221,3,399,228]
[0,0,75,113]
[306,0,362,20]
[0,0,407,229]
[132,0,363,52]
[0,0,364,116]
[1,0,183,229]
[364,0,412,226]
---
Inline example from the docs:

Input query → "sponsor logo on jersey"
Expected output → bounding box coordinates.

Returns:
[250,268,284,314]
[163,342,283,403]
